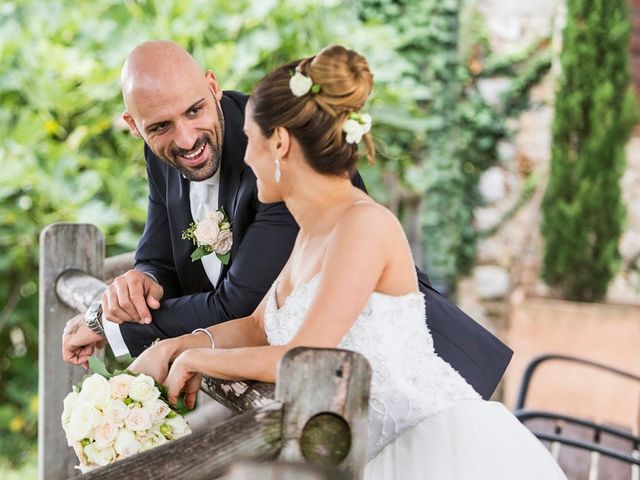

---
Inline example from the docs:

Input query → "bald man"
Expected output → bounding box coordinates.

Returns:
[62,41,512,400]
[61,40,321,362]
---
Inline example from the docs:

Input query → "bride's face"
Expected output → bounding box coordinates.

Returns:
[243,105,283,204]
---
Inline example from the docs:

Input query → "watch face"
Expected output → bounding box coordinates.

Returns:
[86,303,100,322]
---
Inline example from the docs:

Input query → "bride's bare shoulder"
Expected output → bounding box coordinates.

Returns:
[332,200,405,245]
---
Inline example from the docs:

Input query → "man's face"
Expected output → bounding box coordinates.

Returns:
[124,71,224,182]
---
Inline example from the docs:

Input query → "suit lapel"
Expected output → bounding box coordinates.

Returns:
[166,164,212,292]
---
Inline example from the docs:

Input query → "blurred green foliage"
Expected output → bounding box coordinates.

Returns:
[0,0,545,467]
[0,0,423,465]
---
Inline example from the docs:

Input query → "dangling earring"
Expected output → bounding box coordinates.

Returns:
[274,157,282,182]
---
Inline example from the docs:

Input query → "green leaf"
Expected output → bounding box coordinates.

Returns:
[190,246,207,262]
[217,252,231,265]
[88,356,111,378]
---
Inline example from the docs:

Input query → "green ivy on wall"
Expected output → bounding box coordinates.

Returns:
[357,0,550,291]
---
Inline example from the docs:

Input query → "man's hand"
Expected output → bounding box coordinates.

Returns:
[102,269,164,325]
[62,314,106,369]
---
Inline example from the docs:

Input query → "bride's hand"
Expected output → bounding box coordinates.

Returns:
[164,350,202,409]
[128,340,175,384]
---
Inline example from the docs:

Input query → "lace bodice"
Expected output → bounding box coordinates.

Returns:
[264,274,480,458]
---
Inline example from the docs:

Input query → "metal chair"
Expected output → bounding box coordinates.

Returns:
[514,354,640,479]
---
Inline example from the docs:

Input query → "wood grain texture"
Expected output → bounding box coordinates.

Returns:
[201,377,275,414]
[102,251,135,284]
[39,223,104,480]
[56,269,105,312]
[275,347,371,480]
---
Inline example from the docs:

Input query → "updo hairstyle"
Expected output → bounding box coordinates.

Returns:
[249,45,375,177]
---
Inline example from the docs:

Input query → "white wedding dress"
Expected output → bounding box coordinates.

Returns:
[264,274,567,479]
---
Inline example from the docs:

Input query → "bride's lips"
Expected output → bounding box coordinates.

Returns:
[177,142,208,168]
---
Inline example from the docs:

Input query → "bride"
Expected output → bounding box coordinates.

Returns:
[130,44,566,479]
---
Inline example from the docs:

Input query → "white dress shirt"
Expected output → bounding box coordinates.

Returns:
[105,169,223,357]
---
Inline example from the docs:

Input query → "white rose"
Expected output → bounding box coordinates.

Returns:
[145,398,171,423]
[84,443,116,467]
[109,374,134,399]
[164,415,191,439]
[289,71,313,96]
[129,374,160,403]
[93,420,119,448]
[343,119,364,144]
[68,403,101,442]
[213,229,233,255]
[124,406,152,432]
[78,373,111,409]
[61,390,79,433]
[103,399,128,426]
[206,210,225,223]
[141,426,169,451]
[72,442,88,465]
[194,218,220,246]
[76,463,97,474]
[360,113,373,131]
[114,429,141,458]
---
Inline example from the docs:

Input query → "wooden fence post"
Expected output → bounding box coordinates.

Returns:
[39,223,104,480]
[276,347,371,480]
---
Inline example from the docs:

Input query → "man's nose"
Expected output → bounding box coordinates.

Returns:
[173,121,198,151]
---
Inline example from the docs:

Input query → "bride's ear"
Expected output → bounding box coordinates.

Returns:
[273,126,291,159]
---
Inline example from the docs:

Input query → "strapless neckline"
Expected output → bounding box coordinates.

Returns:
[271,272,422,312]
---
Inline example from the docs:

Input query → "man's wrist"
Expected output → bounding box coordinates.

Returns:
[84,302,105,337]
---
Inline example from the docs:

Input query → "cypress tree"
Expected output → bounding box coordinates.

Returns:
[541,0,638,301]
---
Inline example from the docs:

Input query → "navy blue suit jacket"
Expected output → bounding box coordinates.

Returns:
[120,91,512,400]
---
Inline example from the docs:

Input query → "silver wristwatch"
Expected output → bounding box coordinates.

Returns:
[84,302,105,336]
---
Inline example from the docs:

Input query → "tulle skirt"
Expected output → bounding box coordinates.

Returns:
[364,400,567,480]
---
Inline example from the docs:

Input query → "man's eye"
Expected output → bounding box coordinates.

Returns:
[150,123,168,132]
[188,106,202,116]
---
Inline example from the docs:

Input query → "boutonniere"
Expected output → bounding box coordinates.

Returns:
[181,208,233,264]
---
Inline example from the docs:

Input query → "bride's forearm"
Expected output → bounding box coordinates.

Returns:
[162,316,268,362]
[180,345,288,383]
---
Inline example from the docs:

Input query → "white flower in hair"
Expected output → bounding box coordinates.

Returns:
[289,71,314,96]
[343,112,373,144]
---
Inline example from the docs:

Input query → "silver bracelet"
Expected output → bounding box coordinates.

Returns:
[191,328,215,349]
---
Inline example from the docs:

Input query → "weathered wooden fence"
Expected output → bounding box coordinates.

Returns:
[40,223,371,479]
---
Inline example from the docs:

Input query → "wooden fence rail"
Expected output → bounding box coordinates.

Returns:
[40,223,370,479]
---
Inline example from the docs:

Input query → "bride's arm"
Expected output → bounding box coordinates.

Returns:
[128,295,270,381]
[163,204,411,403]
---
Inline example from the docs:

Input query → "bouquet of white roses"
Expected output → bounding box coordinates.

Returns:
[61,358,191,473]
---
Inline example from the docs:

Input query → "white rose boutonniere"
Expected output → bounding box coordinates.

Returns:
[181,207,233,264]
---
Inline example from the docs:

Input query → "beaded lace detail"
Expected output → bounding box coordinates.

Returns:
[264,274,480,458]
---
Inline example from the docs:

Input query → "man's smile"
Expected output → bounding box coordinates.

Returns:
[177,142,208,168]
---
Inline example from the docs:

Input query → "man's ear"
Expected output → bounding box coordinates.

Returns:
[274,126,291,159]
[122,112,142,138]
[205,70,223,101]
